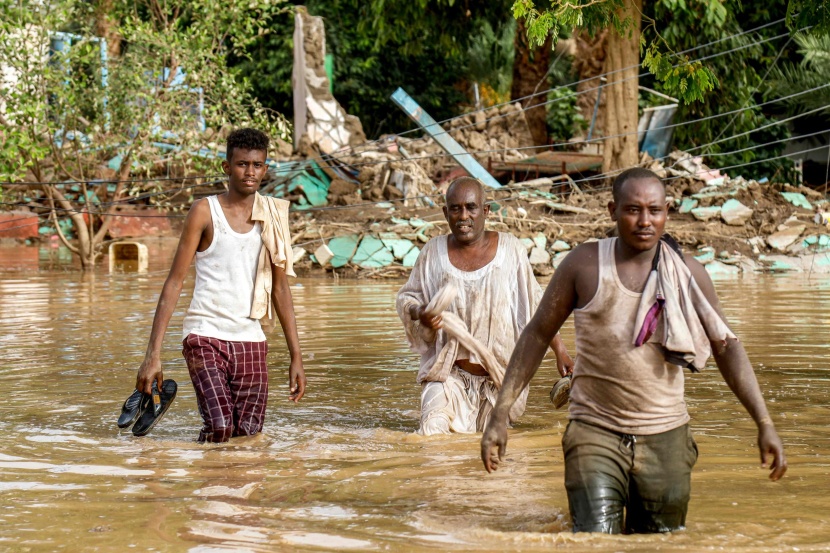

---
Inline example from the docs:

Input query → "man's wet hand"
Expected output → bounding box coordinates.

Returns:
[758,423,787,481]
[480,418,508,473]
[556,349,575,378]
[289,359,306,403]
[136,358,162,395]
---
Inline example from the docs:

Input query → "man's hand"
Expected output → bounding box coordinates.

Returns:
[480,416,509,473]
[758,423,787,481]
[555,348,575,378]
[289,359,306,403]
[550,334,575,377]
[136,357,163,395]
[411,305,443,330]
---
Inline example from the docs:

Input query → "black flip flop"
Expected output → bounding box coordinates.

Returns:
[132,380,178,437]
[117,389,146,429]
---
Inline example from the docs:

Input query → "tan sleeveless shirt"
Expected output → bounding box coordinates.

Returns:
[569,238,689,435]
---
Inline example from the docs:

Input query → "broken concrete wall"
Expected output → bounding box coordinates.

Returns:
[292,7,366,154]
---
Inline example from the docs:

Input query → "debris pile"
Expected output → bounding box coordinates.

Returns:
[280,150,830,278]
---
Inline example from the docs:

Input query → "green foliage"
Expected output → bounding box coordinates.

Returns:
[644,0,798,181]
[787,0,830,37]
[512,0,625,48]
[511,0,736,105]
[641,44,718,104]
[232,1,511,137]
[545,58,588,140]
[361,0,511,57]
[545,87,588,140]
[0,0,290,184]
[466,18,516,100]
[769,33,830,115]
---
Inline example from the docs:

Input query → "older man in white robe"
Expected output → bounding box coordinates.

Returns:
[397,177,573,435]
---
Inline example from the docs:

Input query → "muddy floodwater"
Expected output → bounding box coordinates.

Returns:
[0,240,829,552]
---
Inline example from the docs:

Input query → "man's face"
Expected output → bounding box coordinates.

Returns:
[222,148,268,196]
[443,182,490,244]
[608,177,668,252]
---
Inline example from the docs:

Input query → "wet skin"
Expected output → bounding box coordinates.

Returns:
[481,176,787,483]
[409,179,574,377]
[136,147,306,408]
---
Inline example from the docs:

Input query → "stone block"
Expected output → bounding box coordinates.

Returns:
[691,206,721,221]
[402,246,420,268]
[720,199,753,226]
[551,240,571,252]
[529,246,550,265]
[327,235,360,268]
[314,243,334,266]
[780,192,812,210]
[380,237,416,260]
[705,260,740,276]
[292,246,307,263]
[678,198,698,214]
[767,225,805,251]
[352,236,394,268]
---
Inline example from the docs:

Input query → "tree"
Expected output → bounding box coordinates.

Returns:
[0,0,289,269]
[512,16,552,145]
[512,0,731,173]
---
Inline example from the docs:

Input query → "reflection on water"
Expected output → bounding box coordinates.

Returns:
[0,244,829,552]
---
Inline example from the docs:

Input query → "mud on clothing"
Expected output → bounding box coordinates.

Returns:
[396,233,537,433]
[563,420,698,534]
[566,237,699,533]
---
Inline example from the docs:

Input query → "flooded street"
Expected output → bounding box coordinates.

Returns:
[0,240,829,552]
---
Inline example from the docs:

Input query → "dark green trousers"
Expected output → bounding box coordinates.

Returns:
[563,419,698,534]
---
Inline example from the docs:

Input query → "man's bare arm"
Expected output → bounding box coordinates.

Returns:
[687,256,787,481]
[271,265,306,402]
[136,200,209,394]
[481,248,582,472]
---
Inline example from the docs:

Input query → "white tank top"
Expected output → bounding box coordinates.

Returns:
[568,238,688,435]
[182,195,266,342]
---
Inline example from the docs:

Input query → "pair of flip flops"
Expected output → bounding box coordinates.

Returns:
[117,379,177,436]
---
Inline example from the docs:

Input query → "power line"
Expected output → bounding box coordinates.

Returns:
[0,27,807,189]
[336,17,791,156]
[1,136,823,236]
[4,82,826,224]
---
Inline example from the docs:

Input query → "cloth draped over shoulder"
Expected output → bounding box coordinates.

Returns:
[250,192,295,331]
[633,237,736,372]
[396,233,539,422]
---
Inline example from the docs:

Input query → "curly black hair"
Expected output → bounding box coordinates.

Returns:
[226,128,269,161]
[612,167,663,203]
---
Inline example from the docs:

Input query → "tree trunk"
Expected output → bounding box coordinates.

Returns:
[571,29,609,139]
[601,0,642,175]
[95,0,122,58]
[511,17,551,147]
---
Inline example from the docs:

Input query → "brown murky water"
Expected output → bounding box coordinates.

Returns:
[1,240,829,552]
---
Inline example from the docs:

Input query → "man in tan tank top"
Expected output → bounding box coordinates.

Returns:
[480,168,787,533]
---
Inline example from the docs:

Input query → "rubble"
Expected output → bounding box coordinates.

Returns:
[2,2,828,278]
[277,148,829,278]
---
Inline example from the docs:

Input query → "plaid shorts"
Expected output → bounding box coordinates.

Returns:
[182,333,269,443]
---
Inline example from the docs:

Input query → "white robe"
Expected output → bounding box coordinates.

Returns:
[396,232,541,433]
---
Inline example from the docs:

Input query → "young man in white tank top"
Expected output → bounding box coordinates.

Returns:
[135,129,306,442]
[481,168,786,533]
